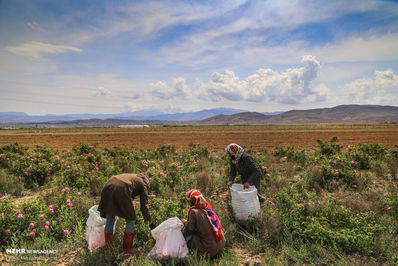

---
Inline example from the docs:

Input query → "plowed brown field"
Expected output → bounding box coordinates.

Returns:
[0,125,397,151]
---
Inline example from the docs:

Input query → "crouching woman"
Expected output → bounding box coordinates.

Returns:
[181,189,226,258]
[97,173,154,254]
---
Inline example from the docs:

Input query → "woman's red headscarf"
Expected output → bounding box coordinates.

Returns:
[185,189,223,242]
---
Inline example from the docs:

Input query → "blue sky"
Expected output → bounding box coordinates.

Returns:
[0,0,397,115]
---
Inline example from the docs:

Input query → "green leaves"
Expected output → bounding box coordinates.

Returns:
[0,141,397,264]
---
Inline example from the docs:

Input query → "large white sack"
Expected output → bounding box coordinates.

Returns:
[230,183,260,222]
[148,217,189,259]
[85,205,106,252]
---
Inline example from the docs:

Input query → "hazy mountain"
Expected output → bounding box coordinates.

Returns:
[198,112,272,125]
[262,111,284,116]
[196,105,398,125]
[1,105,397,128]
[0,108,248,123]
[114,108,249,121]
[0,112,104,122]
[266,104,398,124]
[0,112,31,122]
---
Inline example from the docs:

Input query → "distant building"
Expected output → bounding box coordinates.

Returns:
[118,125,150,128]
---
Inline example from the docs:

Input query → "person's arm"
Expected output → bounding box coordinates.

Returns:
[244,155,262,186]
[229,160,237,183]
[139,188,152,223]
[185,210,198,233]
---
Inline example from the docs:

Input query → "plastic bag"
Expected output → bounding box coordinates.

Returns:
[148,217,189,259]
[85,205,106,252]
[229,183,260,222]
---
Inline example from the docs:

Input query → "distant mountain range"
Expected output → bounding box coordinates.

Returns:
[0,108,281,123]
[0,105,397,128]
[197,105,398,125]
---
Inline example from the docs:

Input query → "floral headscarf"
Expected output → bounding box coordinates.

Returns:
[225,143,244,164]
[186,189,207,209]
[185,189,223,242]
[138,174,150,190]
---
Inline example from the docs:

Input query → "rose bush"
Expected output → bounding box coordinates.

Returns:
[0,140,396,265]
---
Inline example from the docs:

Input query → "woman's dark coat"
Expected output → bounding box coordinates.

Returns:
[228,153,262,193]
[98,173,151,222]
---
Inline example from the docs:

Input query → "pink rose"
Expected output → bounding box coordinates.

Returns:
[151,194,156,199]
[29,231,35,237]
[44,225,49,230]
[5,229,10,235]
[29,223,35,228]
[64,229,69,235]
[18,213,23,219]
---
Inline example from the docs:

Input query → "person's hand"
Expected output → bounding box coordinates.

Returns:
[243,182,250,189]
[149,222,156,230]
[181,219,187,226]
[227,181,233,187]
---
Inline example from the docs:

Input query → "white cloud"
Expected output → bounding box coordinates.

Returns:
[150,77,191,99]
[233,32,398,68]
[124,94,140,100]
[375,69,398,86]
[93,87,111,97]
[342,69,398,104]
[52,73,149,104]
[27,22,43,31]
[61,0,248,45]
[195,55,328,104]
[148,55,333,105]
[156,17,254,66]
[144,0,381,67]
[0,51,58,74]
[2,0,397,115]
[315,33,398,63]
[5,41,82,58]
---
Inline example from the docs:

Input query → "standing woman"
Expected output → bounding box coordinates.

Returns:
[225,143,265,203]
[98,173,155,254]
[181,189,226,257]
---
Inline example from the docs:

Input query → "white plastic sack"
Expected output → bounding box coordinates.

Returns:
[148,217,189,259]
[85,205,106,252]
[230,183,260,222]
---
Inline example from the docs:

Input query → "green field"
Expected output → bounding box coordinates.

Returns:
[0,138,397,265]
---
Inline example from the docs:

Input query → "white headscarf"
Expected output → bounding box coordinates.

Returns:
[225,143,244,164]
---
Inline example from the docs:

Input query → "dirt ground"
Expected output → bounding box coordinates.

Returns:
[0,124,397,151]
